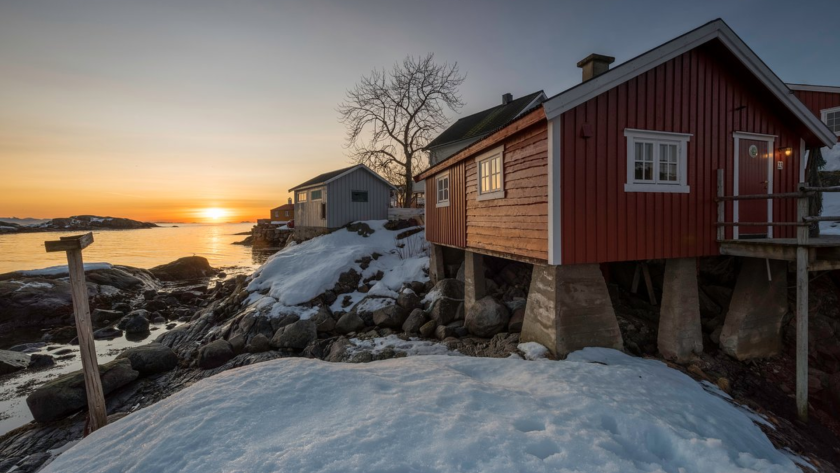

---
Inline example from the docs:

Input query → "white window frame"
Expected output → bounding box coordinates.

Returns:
[436,173,450,208]
[821,106,840,136]
[475,145,505,201]
[297,191,307,203]
[284,210,289,217]
[310,188,323,201]
[624,129,691,193]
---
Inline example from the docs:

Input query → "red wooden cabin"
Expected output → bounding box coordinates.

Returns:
[788,84,840,137]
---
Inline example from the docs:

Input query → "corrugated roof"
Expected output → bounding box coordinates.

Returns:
[426,91,545,149]
[289,165,359,191]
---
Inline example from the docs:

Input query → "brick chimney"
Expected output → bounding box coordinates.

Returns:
[502,93,513,105]
[577,54,615,82]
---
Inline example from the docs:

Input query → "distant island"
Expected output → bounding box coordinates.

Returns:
[0,215,158,234]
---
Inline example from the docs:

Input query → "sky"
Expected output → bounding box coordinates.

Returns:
[1,0,838,223]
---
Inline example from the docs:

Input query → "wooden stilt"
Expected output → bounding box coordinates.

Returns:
[796,185,809,422]
[631,264,641,294]
[45,233,108,432]
[642,262,657,306]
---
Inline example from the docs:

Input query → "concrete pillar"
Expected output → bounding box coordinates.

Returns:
[657,258,703,363]
[719,258,788,360]
[429,244,445,285]
[464,251,486,314]
[521,264,623,357]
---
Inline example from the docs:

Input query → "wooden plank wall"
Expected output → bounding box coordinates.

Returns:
[424,162,466,247]
[465,123,548,261]
[792,90,840,120]
[560,41,803,265]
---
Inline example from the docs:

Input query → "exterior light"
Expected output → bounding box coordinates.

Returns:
[782,147,793,157]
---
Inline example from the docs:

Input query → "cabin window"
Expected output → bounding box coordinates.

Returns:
[297,192,307,203]
[624,129,691,193]
[310,189,323,200]
[436,173,450,207]
[351,191,369,202]
[475,146,504,201]
[284,210,290,217]
[822,107,840,136]
[320,203,326,219]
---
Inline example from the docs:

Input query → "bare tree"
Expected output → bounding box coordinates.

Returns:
[338,53,465,207]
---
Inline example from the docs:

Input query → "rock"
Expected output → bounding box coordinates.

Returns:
[228,334,246,354]
[430,278,465,300]
[346,222,374,237]
[372,305,408,329]
[122,310,150,334]
[419,319,437,338]
[149,256,215,281]
[246,333,271,353]
[93,326,123,339]
[198,340,234,369]
[402,309,428,334]
[430,297,462,326]
[465,296,510,338]
[92,309,123,325]
[436,323,458,340]
[151,314,166,324]
[717,377,732,394]
[26,358,138,422]
[508,308,525,333]
[0,349,30,375]
[336,312,366,334]
[143,289,158,299]
[42,326,77,344]
[9,342,45,353]
[311,307,336,333]
[112,302,132,313]
[116,343,178,376]
[271,319,317,350]
[397,290,421,311]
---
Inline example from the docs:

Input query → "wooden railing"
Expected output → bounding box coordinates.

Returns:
[714,168,840,421]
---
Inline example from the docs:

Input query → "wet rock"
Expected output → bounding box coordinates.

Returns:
[26,358,139,423]
[402,309,428,334]
[271,320,317,350]
[149,256,215,281]
[8,342,45,353]
[397,289,421,311]
[419,320,437,338]
[0,349,30,375]
[372,305,408,329]
[151,314,166,324]
[198,340,234,369]
[122,310,150,334]
[465,296,510,338]
[336,312,365,334]
[93,326,123,340]
[116,343,178,376]
[92,309,123,326]
[229,334,246,354]
[246,333,271,353]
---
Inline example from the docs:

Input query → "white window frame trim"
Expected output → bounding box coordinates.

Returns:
[309,188,324,201]
[732,131,775,239]
[821,106,840,137]
[474,145,505,201]
[297,191,308,203]
[435,172,450,208]
[624,129,692,193]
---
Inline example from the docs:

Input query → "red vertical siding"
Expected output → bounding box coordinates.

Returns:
[560,42,803,264]
[425,163,466,248]
[792,90,840,120]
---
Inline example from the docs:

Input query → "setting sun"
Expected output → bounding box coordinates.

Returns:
[202,208,228,220]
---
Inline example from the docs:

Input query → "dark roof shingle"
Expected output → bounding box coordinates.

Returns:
[289,165,359,192]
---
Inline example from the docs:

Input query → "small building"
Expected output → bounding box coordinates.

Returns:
[270,199,294,222]
[787,83,840,138]
[289,164,395,238]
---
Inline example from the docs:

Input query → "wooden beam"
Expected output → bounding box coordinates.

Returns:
[717,169,725,242]
[716,222,808,227]
[642,262,657,306]
[45,232,94,253]
[796,185,809,422]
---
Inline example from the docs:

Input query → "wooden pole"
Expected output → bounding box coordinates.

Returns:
[717,169,725,241]
[796,185,809,422]
[45,233,108,432]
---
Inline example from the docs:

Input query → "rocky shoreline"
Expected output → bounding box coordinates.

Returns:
[0,215,158,234]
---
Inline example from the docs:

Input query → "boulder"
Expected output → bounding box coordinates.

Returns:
[151,314,166,324]
[430,278,465,301]
[271,319,317,350]
[28,354,55,370]
[0,349,30,375]
[122,310,150,334]
[311,307,336,333]
[397,290,421,311]
[43,326,77,344]
[372,305,408,329]
[92,309,123,325]
[149,256,215,281]
[419,320,437,338]
[93,326,123,340]
[26,358,139,423]
[336,312,366,334]
[508,307,525,333]
[436,323,458,340]
[228,334,246,354]
[402,309,428,334]
[9,342,45,353]
[430,297,462,326]
[198,340,234,369]
[465,296,510,338]
[116,343,178,376]
[246,333,271,353]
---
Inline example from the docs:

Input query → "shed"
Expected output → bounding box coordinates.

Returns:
[289,164,395,237]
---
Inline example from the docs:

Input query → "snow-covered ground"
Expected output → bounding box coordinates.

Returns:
[246,220,428,316]
[43,349,802,473]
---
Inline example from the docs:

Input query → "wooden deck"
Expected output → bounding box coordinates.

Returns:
[719,236,840,270]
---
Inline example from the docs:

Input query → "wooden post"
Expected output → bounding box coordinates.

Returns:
[795,184,809,422]
[717,169,725,241]
[44,233,108,432]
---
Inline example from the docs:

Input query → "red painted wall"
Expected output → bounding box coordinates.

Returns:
[560,41,804,265]
[792,89,840,120]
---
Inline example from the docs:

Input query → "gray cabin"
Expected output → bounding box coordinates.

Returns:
[289,164,395,237]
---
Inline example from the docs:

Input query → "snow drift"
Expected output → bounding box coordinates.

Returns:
[43,349,799,473]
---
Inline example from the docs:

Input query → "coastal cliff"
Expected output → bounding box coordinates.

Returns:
[0,215,158,234]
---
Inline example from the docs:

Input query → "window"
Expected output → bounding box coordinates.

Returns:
[624,129,691,193]
[351,191,368,202]
[320,203,326,219]
[310,189,323,200]
[272,211,278,218]
[476,146,504,201]
[822,107,840,136]
[436,173,450,207]
[284,210,289,217]
[297,192,307,203]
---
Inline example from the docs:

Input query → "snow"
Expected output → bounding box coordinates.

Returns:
[12,281,54,291]
[247,221,428,307]
[518,341,550,360]
[347,334,460,357]
[18,262,112,276]
[44,349,799,473]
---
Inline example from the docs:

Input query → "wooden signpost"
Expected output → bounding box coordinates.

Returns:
[44,232,108,432]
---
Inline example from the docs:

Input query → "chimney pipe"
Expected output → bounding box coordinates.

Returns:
[288,197,292,205]
[502,93,513,105]
[577,54,615,82]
